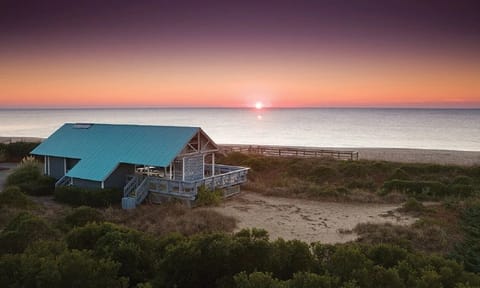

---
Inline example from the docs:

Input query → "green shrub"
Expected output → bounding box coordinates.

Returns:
[64,206,104,228]
[308,166,338,183]
[0,144,6,162]
[366,244,408,269]
[452,175,473,185]
[17,176,56,196]
[66,222,125,251]
[5,163,41,186]
[0,212,57,254]
[2,142,39,161]
[447,184,476,198]
[382,180,448,199]
[401,198,425,213]
[54,186,122,207]
[340,163,368,177]
[452,201,480,273]
[196,185,222,206]
[270,239,314,280]
[0,186,34,209]
[389,168,410,180]
[234,271,285,288]
[0,245,125,288]
[5,162,55,196]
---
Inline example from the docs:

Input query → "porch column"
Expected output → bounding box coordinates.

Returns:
[212,153,215,176]
[182,157,185,181]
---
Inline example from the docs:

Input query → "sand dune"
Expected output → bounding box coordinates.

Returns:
[213,192,415,244]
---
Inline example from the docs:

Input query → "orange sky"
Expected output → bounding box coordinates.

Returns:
[2,46,479,108]
[1,1,480,108]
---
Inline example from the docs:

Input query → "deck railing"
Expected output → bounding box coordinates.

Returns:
[219,144,359,160]
[55,175,71,187]
[122,164,248,207]
[135,177,149,205]
[145,165,249,200]
[123,175,138,197]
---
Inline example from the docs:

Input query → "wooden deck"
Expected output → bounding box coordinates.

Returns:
[219,144,359,160]
[123,164,249,205]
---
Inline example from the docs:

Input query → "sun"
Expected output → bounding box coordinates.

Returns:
[255,101,263,110]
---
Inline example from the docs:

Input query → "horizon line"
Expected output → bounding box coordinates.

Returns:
[1,106,480,110]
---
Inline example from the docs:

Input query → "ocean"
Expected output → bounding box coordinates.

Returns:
[0,108,479,151]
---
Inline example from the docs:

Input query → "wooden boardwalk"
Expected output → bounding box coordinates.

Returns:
[219,144,359,160]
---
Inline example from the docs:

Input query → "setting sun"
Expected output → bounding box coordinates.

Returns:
[255,101,263,109]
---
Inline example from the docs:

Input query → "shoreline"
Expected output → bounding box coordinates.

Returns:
[1,136,479,166]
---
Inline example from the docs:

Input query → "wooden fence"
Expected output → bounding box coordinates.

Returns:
[219,144,359,161]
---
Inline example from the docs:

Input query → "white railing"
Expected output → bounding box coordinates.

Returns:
[135,177,149,205]
[123,175,139,197]
[146,165,248,199]
[55,175,71,187]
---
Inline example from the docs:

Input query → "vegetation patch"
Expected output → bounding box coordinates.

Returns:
[64,206,105,229]
[104,202,237,237]
[0,142,39,162]
[219,153,480,202]
[5,159,55,196]
[54,186,122,207]
[196,185,223,206]
[0,186,35,209]
[452,201,480,273]
[0,212,58,254]
[354,203,463,255]
[400,198,425,214]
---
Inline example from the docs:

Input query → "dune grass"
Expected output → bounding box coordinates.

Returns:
[219,152,480,202]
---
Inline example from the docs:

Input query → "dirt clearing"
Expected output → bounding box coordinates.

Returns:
[212,192,416,244]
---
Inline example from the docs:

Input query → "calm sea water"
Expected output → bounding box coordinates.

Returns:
[0,108,479,151]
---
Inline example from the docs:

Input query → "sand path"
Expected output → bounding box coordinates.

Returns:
[213,192,416,244]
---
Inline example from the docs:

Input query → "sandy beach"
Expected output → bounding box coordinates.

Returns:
[355,147,480,166]
[0,136,43,144]
[213,191,416,243]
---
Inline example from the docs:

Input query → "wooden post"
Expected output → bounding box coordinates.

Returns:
[182,157,185,181]
[212,153,215,176]
[44,156,47,175]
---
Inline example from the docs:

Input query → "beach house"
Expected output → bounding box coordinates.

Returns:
[30,123,248,209]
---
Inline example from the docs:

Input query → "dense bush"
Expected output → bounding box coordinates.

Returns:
[54,186,122,207]
[5,162,55,196]
[196,185,223,206]
[401,198,425,213]
[453,201,480,273]
[66,222,157,285]
[0,212,57,254]
[382,179,478,200]
[64,206,105,228]
[389,168,410,180]
[0,142,39,162]
[1,220,479,287]
[5,162,41,186]
[17,175,56,196]
[0,186,34,209]
[0,241,126,288]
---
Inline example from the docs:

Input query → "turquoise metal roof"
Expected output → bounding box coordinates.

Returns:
[31,123,200,181]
